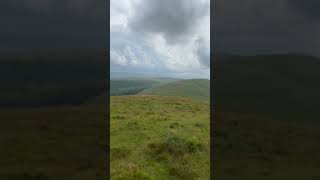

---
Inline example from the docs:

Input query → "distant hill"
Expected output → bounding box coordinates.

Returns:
[214,53,320,124]
[0,49,107,107]
[87,77,179,104]
[139,79,210,102]
[110,77,178,96]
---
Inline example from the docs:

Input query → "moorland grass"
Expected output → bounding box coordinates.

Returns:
[213,110,320,180]
[139,79,210,102]
[110,95,210,179]
[0,104,107,180]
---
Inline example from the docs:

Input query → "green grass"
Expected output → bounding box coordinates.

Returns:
[0,103,107,179]
[110,95,210,179]
[214,53,320,179]
[139,79,210,102]
[214,110,320,179]
[0,49,108,179]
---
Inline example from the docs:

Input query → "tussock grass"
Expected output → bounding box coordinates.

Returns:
[147,136,204,159]
[111,96,210,179]
[111,147,131,160]
[169,163,199,180]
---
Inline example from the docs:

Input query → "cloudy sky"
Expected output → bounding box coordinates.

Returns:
[0,0,106,50]
[111,0,210,79]
[214,0,320,57]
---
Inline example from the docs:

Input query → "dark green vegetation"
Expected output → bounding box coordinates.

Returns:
[111,78,210,102]
[214,111,320,180]
[140,79,210,102]
[0,49,107,107]
[214,54,320,179]
[110,78,177,96]
[110,96,210,179]
[0,104,107,180]
[0,49,107,179]
[214,54,320,124]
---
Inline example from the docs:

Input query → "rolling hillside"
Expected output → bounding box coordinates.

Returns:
[214,53,320,179]
[214,54,320,124]
[0,49,107,179]
[139,79,210,102]
[214,110,320,180]
[110,95,210,179]
[110,77,178,96]
[0,49,107,107]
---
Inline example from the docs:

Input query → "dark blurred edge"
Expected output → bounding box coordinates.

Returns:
[0,0,110,179]
[210,0,215,179]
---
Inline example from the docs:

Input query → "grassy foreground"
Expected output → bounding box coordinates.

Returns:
[0,104,107,179]
[110,95,210,179]
[214,110,320,180]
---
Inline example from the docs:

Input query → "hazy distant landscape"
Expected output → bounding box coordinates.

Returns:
[110,77,210,179]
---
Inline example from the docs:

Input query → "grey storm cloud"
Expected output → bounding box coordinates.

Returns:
[0,0,107,50]
[289,0,320,20]
[214,0,320,56]
[129,0,209,44]
[4,0,105,18]
[196,38,210,68]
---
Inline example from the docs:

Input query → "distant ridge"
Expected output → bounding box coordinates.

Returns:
[139,79,210,102]
[214,53,320,124]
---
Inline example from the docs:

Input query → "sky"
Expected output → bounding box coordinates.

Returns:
[0,0,107,50]
[1,0,319,76]
[214,0,320,57]
[110,0,210,79]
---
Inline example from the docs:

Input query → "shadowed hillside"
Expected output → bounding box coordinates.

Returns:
[0,49,107,179]
[110,77,178,96]
[214,53,320,179]
[213,110,320,179]
[0,49,107,107]
[214,54,320,124]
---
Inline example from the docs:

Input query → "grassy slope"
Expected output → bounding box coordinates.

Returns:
[110,78,178,96]
[0,103,107,179]
[110,96,210,180]
[214,54,320,179]
[214,110,320,180]
[139,79,210,102]
[0,49,108,179]
[214,54,320,124]
[0,49,107,107]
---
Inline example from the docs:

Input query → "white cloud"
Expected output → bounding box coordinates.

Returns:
[110,48,127,66]
[110,0,210,79]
